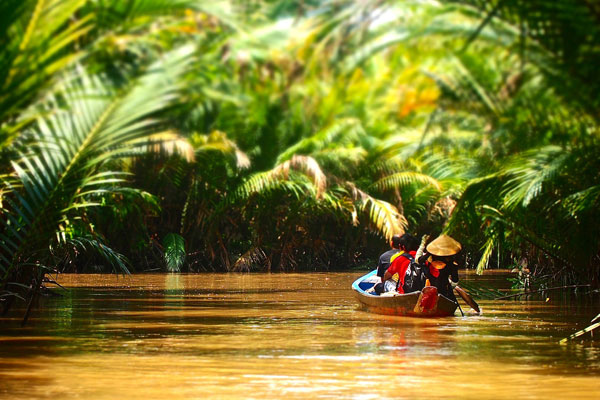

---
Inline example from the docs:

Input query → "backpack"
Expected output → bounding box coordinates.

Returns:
[398,253,426,293]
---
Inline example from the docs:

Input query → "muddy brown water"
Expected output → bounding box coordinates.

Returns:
[1,271,599,399]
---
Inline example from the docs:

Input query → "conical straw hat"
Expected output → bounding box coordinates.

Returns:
[426,234,462,256]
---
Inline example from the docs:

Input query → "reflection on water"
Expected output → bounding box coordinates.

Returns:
[0,272,599,399]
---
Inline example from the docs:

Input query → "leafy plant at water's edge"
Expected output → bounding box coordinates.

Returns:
[0,45,194,312]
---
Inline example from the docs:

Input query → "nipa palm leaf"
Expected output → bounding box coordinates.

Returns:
[0,44,194,283]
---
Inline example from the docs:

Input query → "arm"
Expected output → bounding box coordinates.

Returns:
[384,255,406,284]
[422,262,434,280]
[383,269,393,282]
[383,255,401,282]
[415,235,429,260]
[376,254,386,281]
[449,262,459,287]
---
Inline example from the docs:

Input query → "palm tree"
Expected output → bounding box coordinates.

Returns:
[0,45,194,317]
[0,0,231,152]
[432,0,600,285]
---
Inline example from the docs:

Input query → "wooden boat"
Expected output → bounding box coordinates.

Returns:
[352,270,458,317]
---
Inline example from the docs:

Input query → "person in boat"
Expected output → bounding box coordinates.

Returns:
[420,234,461,299]
[376,234,403,280]
[374,233,420,295]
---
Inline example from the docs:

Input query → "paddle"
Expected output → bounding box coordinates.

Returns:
[454,285,480,313]
[456,299,465,317]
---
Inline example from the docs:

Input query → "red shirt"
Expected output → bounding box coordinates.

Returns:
[386,251,417,294]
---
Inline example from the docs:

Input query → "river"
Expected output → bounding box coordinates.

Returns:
[0,271,599,399]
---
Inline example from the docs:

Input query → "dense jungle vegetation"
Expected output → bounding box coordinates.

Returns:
[1,0,599,312]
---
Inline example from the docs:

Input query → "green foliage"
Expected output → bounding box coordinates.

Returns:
[1,43,194,306]
[162,233,186,272]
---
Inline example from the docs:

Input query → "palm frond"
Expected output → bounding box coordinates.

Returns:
[361,196,407,241]
[475,237,495,274]
[561,185,600,217]
[67,236,130,274]
[232,246,268,272]
[276,118,364,164]
[373,171,442,192]
[129,131,196,162]
[502,146,566,208]
[192,130,250,169]
[0,0,91,129]
[163,232,186,272]
[1,44,194,283]
[348,184,406,240]
[272,155,327,197]
[447,0,600,114]
[93,0,224,29]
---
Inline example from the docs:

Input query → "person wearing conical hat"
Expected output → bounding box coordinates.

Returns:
[420,234,462,300]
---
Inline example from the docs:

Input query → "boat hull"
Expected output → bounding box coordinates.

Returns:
[352,270,457,317]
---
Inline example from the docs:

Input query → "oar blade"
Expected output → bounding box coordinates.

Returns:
[455,286,480,313]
